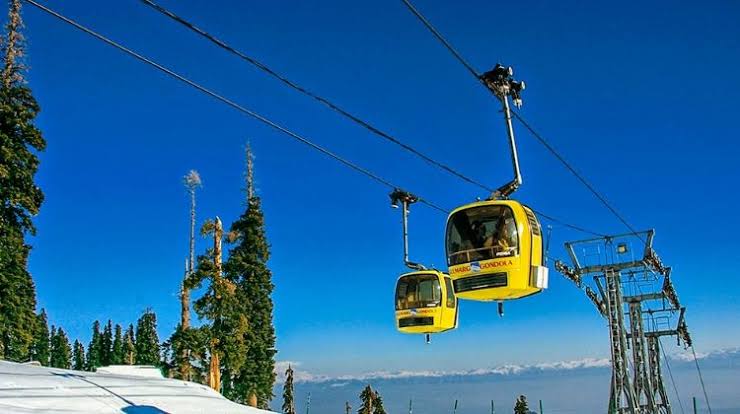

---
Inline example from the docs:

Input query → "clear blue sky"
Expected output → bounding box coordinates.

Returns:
[24,0,740,376]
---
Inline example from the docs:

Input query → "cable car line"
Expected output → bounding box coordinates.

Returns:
[659,337,687,414]
[137,0,604,239]
[138,0,493,195]
[24,0,600,239]
[398,0,480,80]
[532,210,605,237]
[509,113,643,239]
[690,344,713,413]
[399,0,643,240]
[22,0,452,215]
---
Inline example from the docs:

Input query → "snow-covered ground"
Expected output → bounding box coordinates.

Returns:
[0,361,277,413]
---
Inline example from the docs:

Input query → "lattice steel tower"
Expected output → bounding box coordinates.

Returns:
[556,230,691,414]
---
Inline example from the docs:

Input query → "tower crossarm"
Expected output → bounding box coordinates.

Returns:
[555,260,582,287]
[585,286,607,317]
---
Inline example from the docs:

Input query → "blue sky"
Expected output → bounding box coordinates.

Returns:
[23,0,740,381]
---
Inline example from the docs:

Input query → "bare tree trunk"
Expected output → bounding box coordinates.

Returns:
[248,393,258,408]
[208,217,224,392]
[180,171,201,381]
[182,187,196,330]
[214,217,223,274]
[246,144,254,200]
[179,259,190,380]
[209,339,221,392]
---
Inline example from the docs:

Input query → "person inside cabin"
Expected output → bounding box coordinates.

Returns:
[491,212,517,255]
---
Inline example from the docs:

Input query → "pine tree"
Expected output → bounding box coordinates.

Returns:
[357,385,385,414]
[49,327,71,369]
[86,321,102,371]
[72,340,85,370]
[30,309,50,365]
[282,365,296,414]
[111,324,124,365]
[188,217,248,392]
[0,0,44,362]
[358,385,375,414]
[164,324,209,381]
[373,390,386,414]
[514,395,529,414]
[124,324,135,365]
[135,309,160,365]
[101,320,113,366]
[49,325,56,348]
[222,146,276,407]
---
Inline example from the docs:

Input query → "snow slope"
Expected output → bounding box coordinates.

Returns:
[0,361,277,413]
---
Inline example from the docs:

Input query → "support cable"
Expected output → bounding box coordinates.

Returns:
[691,345,713,414]
[399,0,642,240]
[26,0,605,238]
[659,338,687,414]
[399,0,480,80]
[510,113,643,239]
[532,210,605,237]
[32,0,602,237]
[139,0,492,194]
[23,0,449,214]
[138,0,604,238]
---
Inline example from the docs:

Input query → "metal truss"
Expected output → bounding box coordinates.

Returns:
[556,230,690,414]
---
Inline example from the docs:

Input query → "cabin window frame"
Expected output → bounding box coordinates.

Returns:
[446,204,521,266]
[395,273,443,311]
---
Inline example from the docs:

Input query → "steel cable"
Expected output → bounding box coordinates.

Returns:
[22,0,449,214]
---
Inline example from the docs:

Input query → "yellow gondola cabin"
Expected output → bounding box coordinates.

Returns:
[395,270,458,334]
[445,200,548,302]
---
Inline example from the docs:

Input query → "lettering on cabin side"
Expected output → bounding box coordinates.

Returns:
[450,259,513,275]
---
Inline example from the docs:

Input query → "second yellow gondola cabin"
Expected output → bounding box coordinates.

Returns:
[445,199,548,302]
[395,270,458,334]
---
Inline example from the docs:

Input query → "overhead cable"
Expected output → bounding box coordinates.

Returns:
[399,0,642,239]
[23,0,448,214]
[139,0,492,194]
[139,0,602,237]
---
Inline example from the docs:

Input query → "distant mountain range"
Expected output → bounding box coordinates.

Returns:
[271,347,739,414]
[276,347,740,385]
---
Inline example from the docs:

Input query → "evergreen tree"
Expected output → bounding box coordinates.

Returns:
[0,0,44,362]
[188,218,248,392]
[357,385,385,414]
[85,321,102,371]
[135,309,160,365]
[30,309,50,365]
[72,340,85,370]
[373,390,386,414]
[281,365,296,414]
[222,147,276,407]
[514,395,529,414]
[49,327,71,369]
[101,320,113,366]
[123,324,135,365]
[358,385,375,414]
[111,324,124,365]
[165,324,209,382]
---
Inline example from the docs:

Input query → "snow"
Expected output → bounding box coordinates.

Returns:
[95,365,164,378]
[0,361,277,413]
